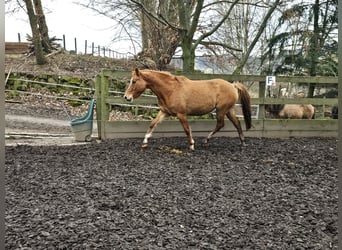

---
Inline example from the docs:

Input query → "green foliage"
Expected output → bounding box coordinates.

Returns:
[5,72,95,104]
[26,34,62,53]
[261,0,338,76]
[68,100,83,107]
[13,80,28,91]
[6,90,19,98]
[108,78,127,92]
[317,56,338,76]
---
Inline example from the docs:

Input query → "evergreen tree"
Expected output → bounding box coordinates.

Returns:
[262,0,337,81]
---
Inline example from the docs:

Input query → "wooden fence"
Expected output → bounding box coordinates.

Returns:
[5,42,30,55]
[95,70,338,140]
[10,33,130,59]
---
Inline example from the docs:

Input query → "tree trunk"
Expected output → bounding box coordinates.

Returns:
[137,0,180,70]
[33,0,51,53]
[308,0,320,97]
[177,0,203,72]
[181,37,195,72]
[24,0,47,65]
[140,0,153,50]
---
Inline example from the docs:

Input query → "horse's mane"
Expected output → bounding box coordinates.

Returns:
[141,70,189,84]
[141,69,172,77]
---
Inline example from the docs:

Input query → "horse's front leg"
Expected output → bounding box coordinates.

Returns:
[143,111,167,147]
[177,114,195,150]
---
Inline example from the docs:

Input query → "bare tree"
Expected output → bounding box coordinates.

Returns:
[7,0,52,64]
[78,0,178,69]
[79,0,286,73]
[135,0,180,69]
[23,0,47,64]
[131,0,244,72]
[79,0,244,72]
[206,0,280,74]
[77,1,141,53]
[232,0,282,74]
[33,0,51,53]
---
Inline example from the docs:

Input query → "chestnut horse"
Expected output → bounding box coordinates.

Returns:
[124,68,252,150]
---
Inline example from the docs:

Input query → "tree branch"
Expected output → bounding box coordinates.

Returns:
[199,40,242,52]
[129,0,183,32]
[188,0,205,38]
[193,0,240,49]
[233,0,282,74]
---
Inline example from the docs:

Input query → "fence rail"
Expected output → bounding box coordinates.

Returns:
[5,77,95,103]
[95,70,338,140]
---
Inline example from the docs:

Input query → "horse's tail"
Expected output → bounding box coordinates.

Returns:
[234,82,252,130]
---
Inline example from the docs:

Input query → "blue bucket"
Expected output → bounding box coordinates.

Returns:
[70,99,96,142]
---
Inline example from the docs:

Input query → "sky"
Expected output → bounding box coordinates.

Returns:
[5,1,134,54]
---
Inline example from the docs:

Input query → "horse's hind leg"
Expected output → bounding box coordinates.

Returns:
[226,109,246,146]
[203,112,225,144]
[142,111,168,147]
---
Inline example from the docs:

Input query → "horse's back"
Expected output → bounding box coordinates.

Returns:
[181,78,236,96]
[173,78,239,114]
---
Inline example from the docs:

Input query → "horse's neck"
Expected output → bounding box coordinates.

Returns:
[143,71,174,98]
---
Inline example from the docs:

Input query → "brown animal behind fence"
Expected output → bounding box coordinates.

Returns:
[265,104,315,119]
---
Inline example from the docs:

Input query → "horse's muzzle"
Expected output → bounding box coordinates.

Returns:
[124,95,133,102]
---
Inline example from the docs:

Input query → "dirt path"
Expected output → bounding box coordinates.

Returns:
[5,137,338,249]
[5,102,98,146]
[4,99,338,249]
[5,115,98,146]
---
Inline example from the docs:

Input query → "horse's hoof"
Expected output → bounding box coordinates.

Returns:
[202,139,209,144]
[142,144,148,148]
[189,145,195,150]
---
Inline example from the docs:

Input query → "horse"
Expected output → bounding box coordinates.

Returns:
[265,104,315,119]
[124,68,252,150]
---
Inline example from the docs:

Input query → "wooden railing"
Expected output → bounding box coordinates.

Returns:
[95,70,338,140]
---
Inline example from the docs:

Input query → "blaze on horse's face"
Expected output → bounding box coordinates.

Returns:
[124,68,147,102]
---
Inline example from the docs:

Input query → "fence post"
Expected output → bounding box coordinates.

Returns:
[95,74,102,139]
[258,80,267,137]
[99,70,110,139]
[63,34,66,50]
[258,80,266,120]
[85,40,87,54]
[74,38,77,54]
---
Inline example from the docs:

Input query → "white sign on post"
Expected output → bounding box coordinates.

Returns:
[266,76,276,86]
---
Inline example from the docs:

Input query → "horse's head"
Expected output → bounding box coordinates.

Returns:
[124,68,147,102]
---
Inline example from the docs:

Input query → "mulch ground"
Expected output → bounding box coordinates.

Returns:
[5,137,338,249]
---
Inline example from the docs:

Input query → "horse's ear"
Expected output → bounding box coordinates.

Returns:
[135,67,140,77]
